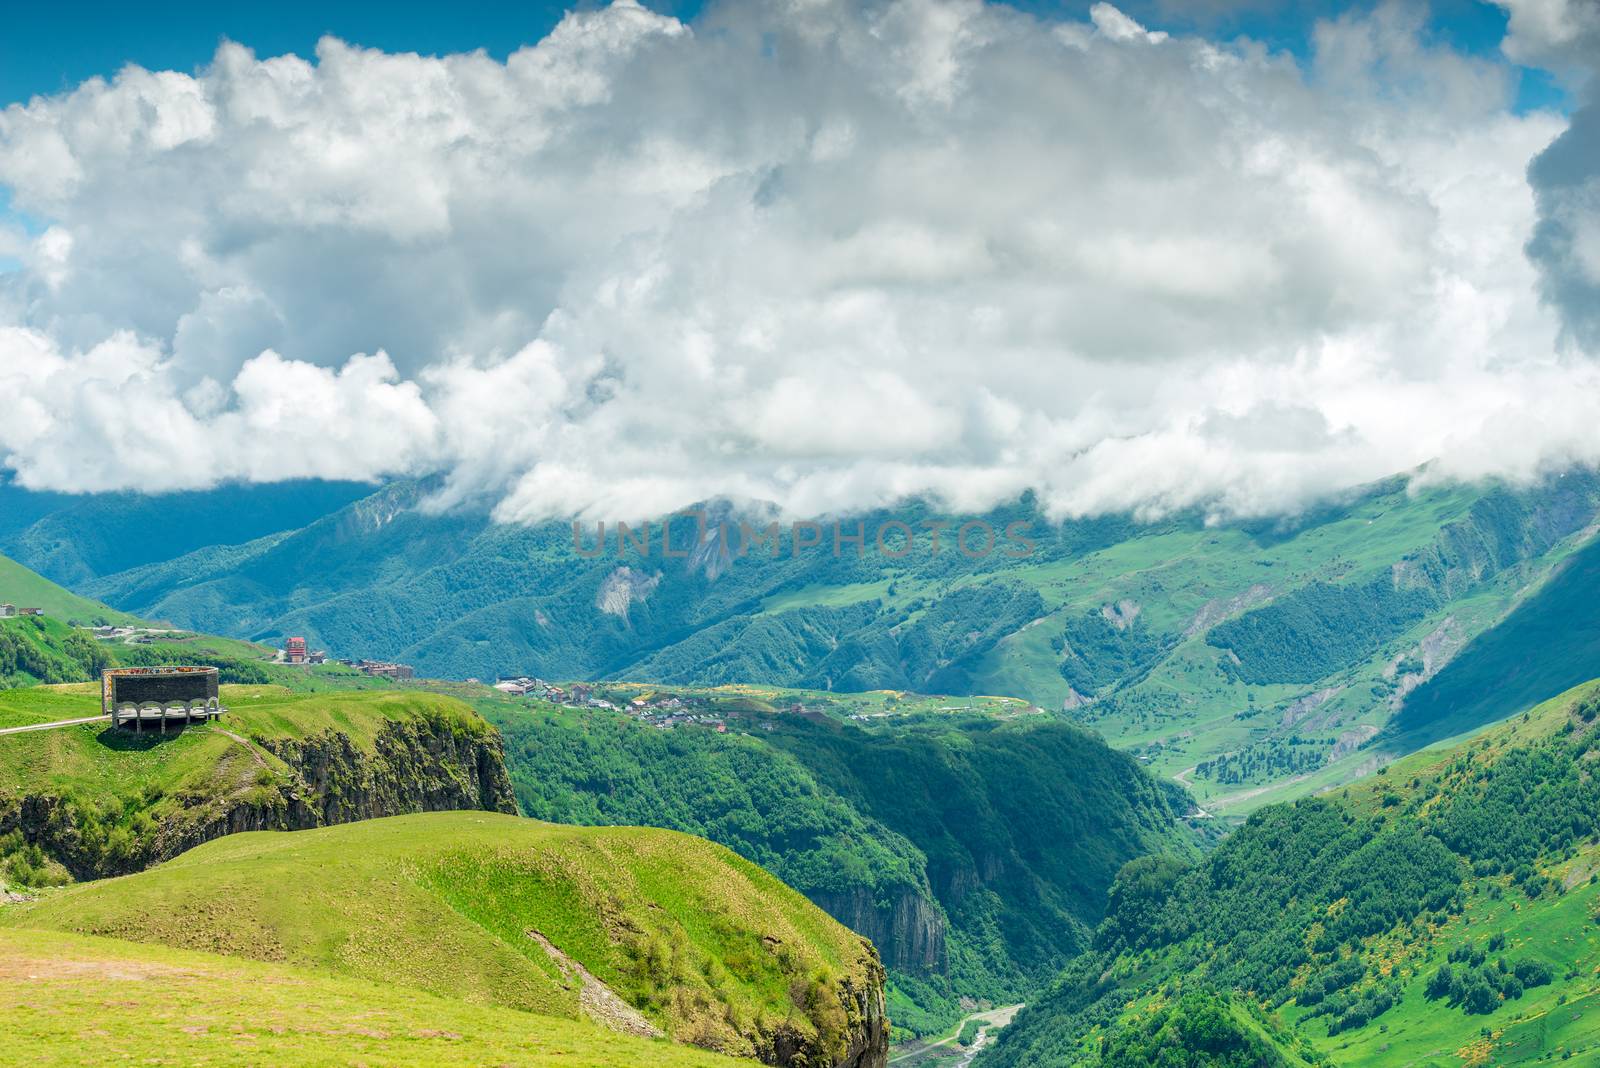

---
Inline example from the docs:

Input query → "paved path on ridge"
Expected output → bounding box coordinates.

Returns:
[0,714,109,737]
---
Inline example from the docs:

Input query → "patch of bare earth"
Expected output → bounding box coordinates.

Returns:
[1280,686,1344,730]
[526,929,664,1039]
[1329,724,1380,761]
[1185,584,1274,638]
[0,952,195,983]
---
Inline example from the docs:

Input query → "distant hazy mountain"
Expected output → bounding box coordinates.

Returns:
[12,470,1600,812]
[1,479,375,588]
[0,475,76,542]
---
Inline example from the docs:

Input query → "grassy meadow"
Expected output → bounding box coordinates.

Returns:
[2,811,880,1062]
[0,925,747,1067]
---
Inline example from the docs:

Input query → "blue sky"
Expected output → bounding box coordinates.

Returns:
[0,0,1569,112]
[0,1,700,105]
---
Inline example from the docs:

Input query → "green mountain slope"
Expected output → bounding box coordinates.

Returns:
[0,926,747,1068]
[0,616,116,688]
[472,687,1194,1039]
[2,811,889,1066]
[0,548,423,693]
[0,549,269,689]
[1096,991,1315,1068]
[46,472,1600,814]
[981,679,1600,1067]
[0,552,137,625]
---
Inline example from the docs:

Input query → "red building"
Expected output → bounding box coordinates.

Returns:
[285,636,308,664]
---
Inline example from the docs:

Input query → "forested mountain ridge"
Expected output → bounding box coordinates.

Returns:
[13,470,1600,815]
[980,678,1600,1066]
[1390,526,1600,750]
[14,486,1600,1058]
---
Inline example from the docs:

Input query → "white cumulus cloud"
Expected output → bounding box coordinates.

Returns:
[0,0,1597,523]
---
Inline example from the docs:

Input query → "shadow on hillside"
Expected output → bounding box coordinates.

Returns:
[94,724,193,750]
[1383,533,1600,754]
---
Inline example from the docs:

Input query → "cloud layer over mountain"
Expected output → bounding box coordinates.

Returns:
[1,0,1597,522]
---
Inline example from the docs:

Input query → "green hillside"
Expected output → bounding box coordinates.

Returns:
[40,473,1600,815]
[0,550,296,689]
[0,552,137,625]
[0,616,114,688]
[14,476,1600,1064]
[0,926,745,1068]
[0,549,424,694]
[0,686,513,885]
[468,686,1195,1039]
[0,611,312,692]
[3,811,888,1065]
[1096,991,1316,1068]
[981,679,1600,1067]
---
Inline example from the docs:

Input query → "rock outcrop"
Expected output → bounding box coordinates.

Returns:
[813,886,947,974]
[1,713,515,881]
[836,942,891,1068]
[752,938,889,1068]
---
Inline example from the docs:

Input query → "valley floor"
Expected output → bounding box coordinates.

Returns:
[889,1004,1023,1065]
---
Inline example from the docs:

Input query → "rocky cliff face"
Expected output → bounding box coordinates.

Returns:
[1,715,515,881]
[256,714,515,827]
[813,885,947,974]
[836,943,891,1068]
